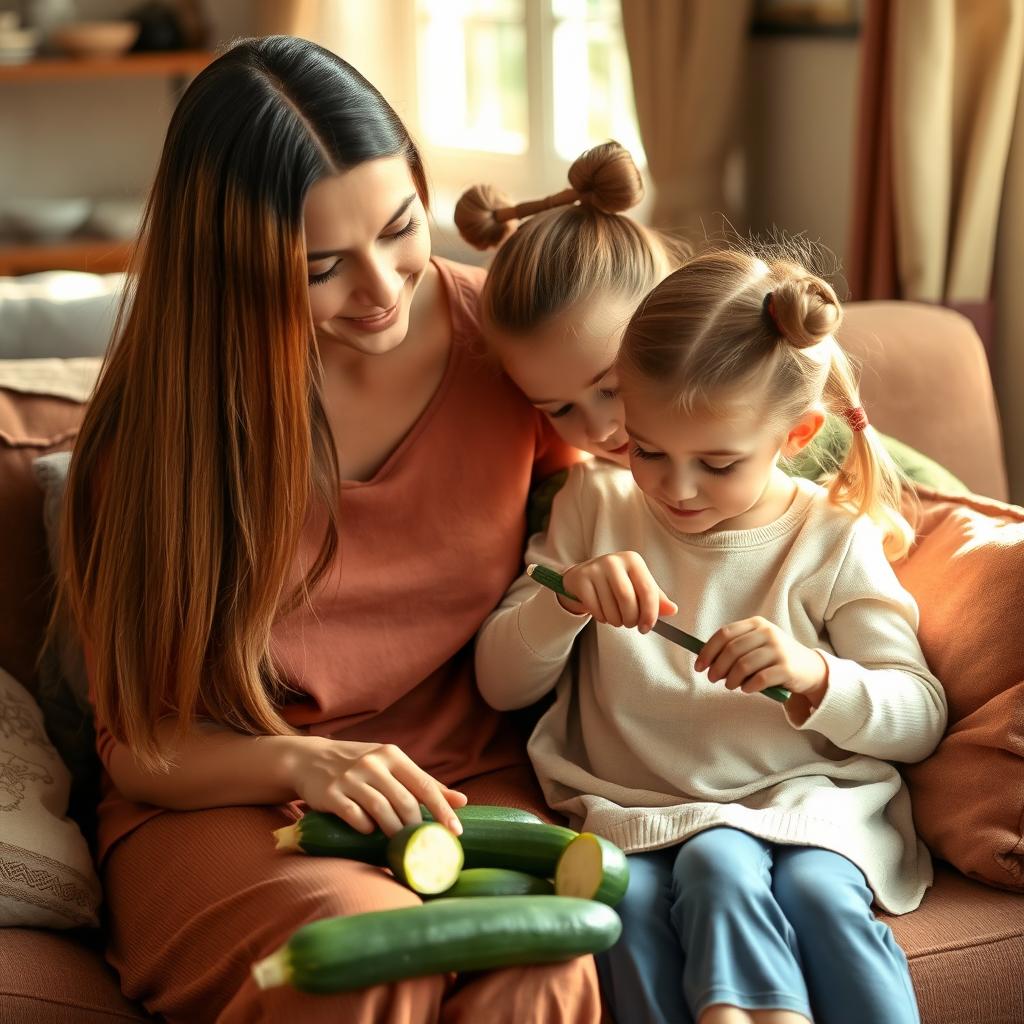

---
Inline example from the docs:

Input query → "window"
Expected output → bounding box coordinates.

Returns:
[413,0,644,206]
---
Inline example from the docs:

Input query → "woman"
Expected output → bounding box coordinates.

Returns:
[58,36,598,1023]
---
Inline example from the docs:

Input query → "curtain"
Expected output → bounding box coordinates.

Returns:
[621,0,753,234]
[848,0,1024,498]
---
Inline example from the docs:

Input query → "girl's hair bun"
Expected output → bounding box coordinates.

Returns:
[454,184,517,251]
[569,140,644,213]
[770,274,842,350]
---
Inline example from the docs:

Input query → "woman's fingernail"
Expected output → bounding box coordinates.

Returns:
[449,818,463,835]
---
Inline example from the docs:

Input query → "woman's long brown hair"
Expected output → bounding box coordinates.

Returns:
[55,37,428,770]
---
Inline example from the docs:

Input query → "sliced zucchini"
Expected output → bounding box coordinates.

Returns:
[387,822,465,895]
[277,811,574,882]
[555,833,629,907]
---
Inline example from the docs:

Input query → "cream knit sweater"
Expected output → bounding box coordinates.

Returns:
[475,462,947,914]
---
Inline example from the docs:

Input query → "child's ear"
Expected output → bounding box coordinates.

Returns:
[782,408,826,457]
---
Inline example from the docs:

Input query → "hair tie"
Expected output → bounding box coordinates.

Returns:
[842,406,869,432]
[763,291,782,335]
[492,187,580,224]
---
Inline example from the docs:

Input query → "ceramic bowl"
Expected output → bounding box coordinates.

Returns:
[1,198,93,241]
[49,20,140,59]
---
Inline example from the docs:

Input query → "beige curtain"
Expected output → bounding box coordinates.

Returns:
[849,0,1024,500]
[995,31,1024,507]
[621,0,753,234]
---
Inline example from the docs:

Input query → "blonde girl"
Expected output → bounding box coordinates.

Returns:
[476,248,947,1024]
[456,141,686,467]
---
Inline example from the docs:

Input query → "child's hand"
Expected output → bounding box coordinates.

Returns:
[560,551,677,632]
[694,616,829,705]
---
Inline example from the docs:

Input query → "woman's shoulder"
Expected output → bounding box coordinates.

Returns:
[432,255,487,344]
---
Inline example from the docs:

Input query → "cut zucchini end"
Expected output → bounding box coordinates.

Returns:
[555,833,603,900]
[251,949,291,990]
[390,822,465,895]
[273,823,301,852]
[555,832,629,906]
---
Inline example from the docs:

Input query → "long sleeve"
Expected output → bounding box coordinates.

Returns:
[795,519,948,763]
[475,466,594,710]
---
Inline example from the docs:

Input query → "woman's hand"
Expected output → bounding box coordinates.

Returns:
[287,737,467,837]
[560,551,677,632]
[694,616,829,705]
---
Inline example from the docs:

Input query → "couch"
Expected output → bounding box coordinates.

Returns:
[0,282,1020,1023]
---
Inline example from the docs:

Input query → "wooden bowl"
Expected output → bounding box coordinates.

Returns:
[49,20,140,59]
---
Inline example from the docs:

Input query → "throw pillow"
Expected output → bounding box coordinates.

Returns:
[897,486,1024,892]
[0,666,101,928]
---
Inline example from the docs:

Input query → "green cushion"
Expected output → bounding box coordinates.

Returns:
[787,417,968,494]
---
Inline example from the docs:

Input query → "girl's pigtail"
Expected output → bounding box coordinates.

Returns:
[822,344,915,561]
[454,140,644,251]
[773,274,914,561]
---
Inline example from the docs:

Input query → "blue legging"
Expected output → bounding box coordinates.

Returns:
[597,827,919,1024]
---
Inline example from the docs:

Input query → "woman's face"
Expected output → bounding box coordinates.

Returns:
[304,156,431,357]
[489,295,637,466]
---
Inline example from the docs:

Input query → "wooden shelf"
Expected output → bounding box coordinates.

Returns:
[0,238,133,275]
[0,49,215,83]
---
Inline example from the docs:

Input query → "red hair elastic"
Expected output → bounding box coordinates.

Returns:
[842,406,869,432]
[763,291,781,334]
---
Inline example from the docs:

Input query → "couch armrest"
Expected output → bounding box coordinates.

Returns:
[839,301,1008,500]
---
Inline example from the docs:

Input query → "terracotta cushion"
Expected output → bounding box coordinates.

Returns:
[896,486,1024,892]
[884,863,1024,1024]
[0,388,84,696]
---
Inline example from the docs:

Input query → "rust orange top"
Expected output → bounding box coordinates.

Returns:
[91,256,576,862]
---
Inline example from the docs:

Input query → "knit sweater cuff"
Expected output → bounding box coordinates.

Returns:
[516,588,592,661]
[793,651,872,745]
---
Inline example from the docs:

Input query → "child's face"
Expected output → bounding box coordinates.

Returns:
[622,378,809,534]
[490,296,637,466]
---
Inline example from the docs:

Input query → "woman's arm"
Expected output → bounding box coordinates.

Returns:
[104,719,467,836]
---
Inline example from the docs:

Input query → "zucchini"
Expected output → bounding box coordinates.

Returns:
[387,823,464,895]
[433,868,554,899]
[457,819,577,876]
[554,833,629,907]
[422,803,544,825]
[276,811,574,881]
[251,895,621,994]
[274,813,388,865]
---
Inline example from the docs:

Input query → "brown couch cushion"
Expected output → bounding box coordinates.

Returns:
[839,302,1008,500]
[0,927,151,1022]
[0,388,84,696]
[896,486,1024,891]
[883,863,1024,1024]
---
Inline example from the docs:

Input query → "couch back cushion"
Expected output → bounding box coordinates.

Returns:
[0,388,85,694]
[897,486,1024,891]
[839,302,1007,501]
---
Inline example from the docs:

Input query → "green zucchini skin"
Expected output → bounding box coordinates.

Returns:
[277,896,621,993]
[293,812,388,865]
[421,804,544,825]
[434,868,554,899]
[456,819,577,876]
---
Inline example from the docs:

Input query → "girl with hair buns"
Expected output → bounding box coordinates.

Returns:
[476,247,946,1024]
[456,140,686,466]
